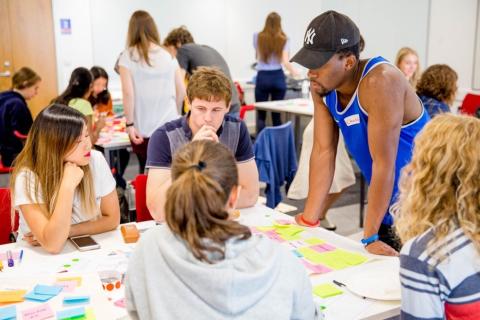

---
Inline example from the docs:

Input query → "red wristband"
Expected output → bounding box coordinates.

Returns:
[299,214,320,227]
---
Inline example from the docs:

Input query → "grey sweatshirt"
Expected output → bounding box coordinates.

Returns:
[126,225,319,320]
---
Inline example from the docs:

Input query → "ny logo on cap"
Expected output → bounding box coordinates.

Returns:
[305,28,316,45]
[340,38,349,45]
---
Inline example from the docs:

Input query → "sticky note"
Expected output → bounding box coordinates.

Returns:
[84,308,95,320]
[297,248,368,270]
[55,281,77,293]
[301,260,332,274]
[304,238,325,245]
[63,295,90,305]
[313,283,343,298]
[255,226,275,232]
[24,291,55,302]
[56,277,82,286]
[56,307,85,320]
[114,298,126,308]
[0,305,16,320]
[21,303,54,320]
[0,290,26,303]
[292,250,303,258]
[309,243,336,253]
[33,284,62,296]
[0,251,20,261]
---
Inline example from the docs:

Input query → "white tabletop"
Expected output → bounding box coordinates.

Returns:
[0,205,400,320]
[254,98,314,116]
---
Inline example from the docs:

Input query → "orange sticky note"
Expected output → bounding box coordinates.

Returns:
[56,277,82,286]
[0,289,27,303]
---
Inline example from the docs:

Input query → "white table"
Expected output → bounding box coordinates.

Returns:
[0,205,400,320]
[254,98,313,154]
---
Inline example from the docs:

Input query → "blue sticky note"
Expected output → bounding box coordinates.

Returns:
[24,291,55,302]
[56,307,85,320]
[292,250,303,258]
[0,305,16,320]
[63,295,90,305]
[34,284,63,296]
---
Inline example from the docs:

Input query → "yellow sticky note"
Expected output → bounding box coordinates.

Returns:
[327,249,369,266]
[56,276,82,286]
[0,290,27,303]
[304,238,325,245]
[256,226,275,232]
[85,308,96,320]
[274,225,305,238]
[313,283,343,298]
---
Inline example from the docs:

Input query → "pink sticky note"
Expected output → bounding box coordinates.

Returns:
[310,243,336,253]
[114,298,126,308]
[264,230,285,243]
[21,303,54,320]
[55,280,77,293]
[275,219,292,225]
[301,260,332,274]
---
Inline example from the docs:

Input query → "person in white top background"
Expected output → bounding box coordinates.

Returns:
[10,104,120,254]
[119,10,185,173]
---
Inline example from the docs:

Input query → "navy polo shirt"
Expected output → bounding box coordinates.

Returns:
[146,114,254,169]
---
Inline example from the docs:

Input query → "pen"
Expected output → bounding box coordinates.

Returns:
[18,249,24,265]
[7,250,14,267]
[333,280,366,299]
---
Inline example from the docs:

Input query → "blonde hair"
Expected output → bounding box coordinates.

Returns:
[10,104,97,221]
[126,10,161,66]
[165,140,251,264]
[395,114,480,258]
[257,12,287,62]
[395,47,421,88]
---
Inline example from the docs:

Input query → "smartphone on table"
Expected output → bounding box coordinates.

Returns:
[69,235,101,251]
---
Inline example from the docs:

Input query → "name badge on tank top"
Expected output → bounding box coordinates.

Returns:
[344,114,360,126]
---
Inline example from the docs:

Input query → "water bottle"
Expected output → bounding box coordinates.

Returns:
[301,79,310,100]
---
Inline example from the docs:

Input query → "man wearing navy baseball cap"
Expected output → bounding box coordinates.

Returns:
[291,11,429,256]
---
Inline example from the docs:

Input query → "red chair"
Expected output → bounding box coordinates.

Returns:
[234,81,255,120]
[459,93,480,117]
[131,174,153,222]
[239,105,255,120]
[0,160,12,174]
[0,188,19,244]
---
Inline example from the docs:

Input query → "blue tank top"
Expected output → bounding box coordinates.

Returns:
[324,56,429,225]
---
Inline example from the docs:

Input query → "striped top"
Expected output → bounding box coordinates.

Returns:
[400,227,480,319]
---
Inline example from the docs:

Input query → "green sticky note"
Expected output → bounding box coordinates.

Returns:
[274,224,305,238]
[328,249,369,266]
[297,248,368,270]
[313,283,343,298]
[72,258,80,262]
[278,233,302,241]
[304,238,325,245]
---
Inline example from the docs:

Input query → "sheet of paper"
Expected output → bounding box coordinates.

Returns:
[21,303,54,320]
[313,283,344,298]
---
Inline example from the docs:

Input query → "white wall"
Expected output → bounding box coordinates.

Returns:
[52,0,479,97]
[52,0,94,93]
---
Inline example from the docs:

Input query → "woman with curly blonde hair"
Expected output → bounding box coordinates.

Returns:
[416,64,458,118]
[395,113,480,320]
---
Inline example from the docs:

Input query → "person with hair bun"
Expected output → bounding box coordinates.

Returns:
[395,114,480,319]
[0,67,41,166]
[126,140,320,320]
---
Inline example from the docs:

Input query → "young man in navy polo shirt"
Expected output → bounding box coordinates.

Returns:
[146,67,259,221]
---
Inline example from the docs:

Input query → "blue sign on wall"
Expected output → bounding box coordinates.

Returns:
[60,19,71,35]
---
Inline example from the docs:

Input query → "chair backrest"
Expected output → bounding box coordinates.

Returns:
[0,188,19,244]
[253,122,297,208]
[132,174,153,222]
[0,157,13,174]
[239,104,255,120]
[459,93,480,117]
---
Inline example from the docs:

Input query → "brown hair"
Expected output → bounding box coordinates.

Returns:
[416,64,458,105]
[395,47,421,87]
[126,10,161,66]
[11,104,97,221]
[12,67,41,90]
[257,12,287,62]
[165,140,251,264]
[187,67,232,106]
[164,26,194,47]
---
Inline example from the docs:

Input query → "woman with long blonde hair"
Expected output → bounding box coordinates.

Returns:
[395,114,480,319]
[395,47,421,88]
[126,140,319,319]
[254,12,299,133]
[119,10,185,173]
[10,104,119,254]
